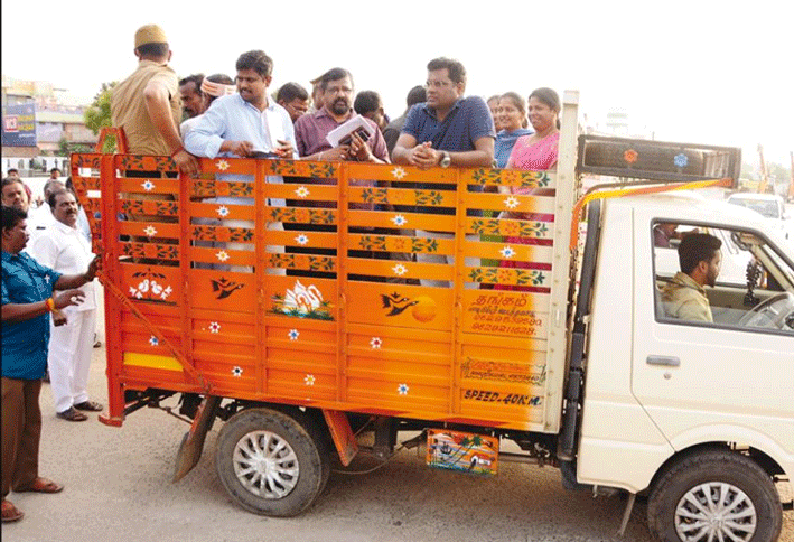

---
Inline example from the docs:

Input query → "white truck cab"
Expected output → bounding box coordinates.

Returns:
[577,193,793,541]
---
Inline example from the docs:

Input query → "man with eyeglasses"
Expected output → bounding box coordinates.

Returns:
[392,57,495,170]
[391,57,495,288]
[276,82,310,124]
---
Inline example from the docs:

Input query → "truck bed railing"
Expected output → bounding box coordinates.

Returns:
[71,151,577,433]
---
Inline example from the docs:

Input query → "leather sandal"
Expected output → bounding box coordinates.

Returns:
[56,407,88,421]
[73,401,103,412]
[13,477,64,494]
[1,499,24,523]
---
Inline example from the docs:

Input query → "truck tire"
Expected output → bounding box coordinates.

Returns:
[647,449,782,542]
[215,408,328,517]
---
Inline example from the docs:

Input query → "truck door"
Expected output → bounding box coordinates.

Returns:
[630,211,794,455]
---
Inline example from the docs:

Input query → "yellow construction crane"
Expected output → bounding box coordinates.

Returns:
[757,143,769,194]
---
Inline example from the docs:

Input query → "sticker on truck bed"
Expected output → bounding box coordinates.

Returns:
[427,429,498,476]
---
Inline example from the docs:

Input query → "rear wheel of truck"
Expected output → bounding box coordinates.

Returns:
[647,449,782,542]
[215,408,328,517]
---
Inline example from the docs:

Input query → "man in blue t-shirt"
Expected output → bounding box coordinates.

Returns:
[392,57,495,288]
[392,57,495,169]
[1,205,97,523]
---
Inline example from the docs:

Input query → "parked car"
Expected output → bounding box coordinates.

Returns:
[727,193,790,239]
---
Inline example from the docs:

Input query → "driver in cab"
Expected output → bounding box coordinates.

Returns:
[661,233,721,322]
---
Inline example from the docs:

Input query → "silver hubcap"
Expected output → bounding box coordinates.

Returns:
[675,482,757,542]
[233,430,300,499]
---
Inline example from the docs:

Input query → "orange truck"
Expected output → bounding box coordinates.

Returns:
[72,92,794,541]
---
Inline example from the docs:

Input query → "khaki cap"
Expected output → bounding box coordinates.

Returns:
[134,25,168,48]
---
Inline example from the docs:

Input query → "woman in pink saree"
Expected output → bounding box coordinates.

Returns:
[495,87,560,291]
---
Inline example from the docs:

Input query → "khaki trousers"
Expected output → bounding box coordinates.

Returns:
[1,377,42,498]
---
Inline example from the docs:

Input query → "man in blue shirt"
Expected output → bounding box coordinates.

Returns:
[392,57,495,170]
[391,58,495,288]
[1,205,97,523]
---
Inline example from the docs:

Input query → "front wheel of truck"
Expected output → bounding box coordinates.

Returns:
[215,408,328,517]
[647,449,782,542]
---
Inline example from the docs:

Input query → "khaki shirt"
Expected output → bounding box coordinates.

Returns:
[661,272,713,322]
[111,60,180,155]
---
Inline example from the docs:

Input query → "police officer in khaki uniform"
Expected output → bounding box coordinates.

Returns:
[111,24,198,177]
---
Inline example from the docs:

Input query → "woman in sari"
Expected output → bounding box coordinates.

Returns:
[495,87,560,291]
[494,92,533,169]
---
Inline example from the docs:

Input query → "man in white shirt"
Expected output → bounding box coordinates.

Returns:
[185,50,296,273]
[27,179,65,239]
[29,190,102,421]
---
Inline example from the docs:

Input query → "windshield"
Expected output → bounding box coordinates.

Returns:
[728,198,780,218]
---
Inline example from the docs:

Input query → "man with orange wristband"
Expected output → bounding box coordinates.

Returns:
[1,205,98,523]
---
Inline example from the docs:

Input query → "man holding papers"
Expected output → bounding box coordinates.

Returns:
[294,68,388,163]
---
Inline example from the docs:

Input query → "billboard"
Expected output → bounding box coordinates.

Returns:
[2,102,37,147]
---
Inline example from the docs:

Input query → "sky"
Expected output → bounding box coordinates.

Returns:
[2,0,792,166]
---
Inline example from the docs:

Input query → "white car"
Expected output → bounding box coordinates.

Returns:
[727,193,790,239]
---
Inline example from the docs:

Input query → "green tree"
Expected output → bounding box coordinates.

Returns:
[739,160,756,180]
[84,82,118,153]
[57,136,70,157]
[767,161,791,183]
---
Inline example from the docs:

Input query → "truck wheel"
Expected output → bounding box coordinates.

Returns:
[647,449,782,542]
[215,408,328,516]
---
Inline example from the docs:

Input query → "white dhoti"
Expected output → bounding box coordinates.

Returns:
[48,307,97,413]
[29,220,99,414]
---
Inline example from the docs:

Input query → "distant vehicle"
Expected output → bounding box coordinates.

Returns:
[727,193,790,239]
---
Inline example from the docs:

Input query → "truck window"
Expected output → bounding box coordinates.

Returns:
[653,222,794,334]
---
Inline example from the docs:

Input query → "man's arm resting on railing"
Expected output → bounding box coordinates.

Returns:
[144,79,198,175]
[392,133,494,169]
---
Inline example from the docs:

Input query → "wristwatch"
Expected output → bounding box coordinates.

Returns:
[439,151,451,168]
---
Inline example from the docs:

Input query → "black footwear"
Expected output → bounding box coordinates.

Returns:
[73,400,103,412]
[56,407,88,421]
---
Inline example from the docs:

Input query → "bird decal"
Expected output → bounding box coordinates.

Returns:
[211,277,245,300]
[381,292,418,316]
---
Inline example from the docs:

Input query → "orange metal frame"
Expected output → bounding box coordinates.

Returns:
[72,155,560,432]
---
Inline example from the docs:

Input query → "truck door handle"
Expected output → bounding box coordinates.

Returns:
[646,355,680,367]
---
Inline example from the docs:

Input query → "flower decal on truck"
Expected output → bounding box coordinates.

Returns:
[503,196,519,209]
[391,167,407,180]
